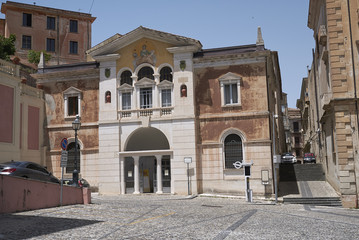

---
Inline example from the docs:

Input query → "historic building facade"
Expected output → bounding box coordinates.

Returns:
[33,26,285,197]
[0,59,45,164]
[0,1,96,66]
[301,0,359,207]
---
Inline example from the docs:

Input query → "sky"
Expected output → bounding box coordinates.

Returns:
[0,0,315,108]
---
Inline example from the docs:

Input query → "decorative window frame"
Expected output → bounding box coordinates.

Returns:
[118,83,134,110]
[220,128,246,170]
[158,80,174,107]
[135,77,156,109]
[63,86,82,119]
[219,72,242,107]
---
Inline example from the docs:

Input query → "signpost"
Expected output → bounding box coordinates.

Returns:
[60,138,68,206]
[233,160,253,202]
[184,157,192,195]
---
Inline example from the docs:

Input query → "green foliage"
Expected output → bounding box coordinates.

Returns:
[0,34,16,60]
[28,50,52,64]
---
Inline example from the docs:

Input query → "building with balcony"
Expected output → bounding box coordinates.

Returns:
[0,1,96,66]
[32,26,285,198]
[300,0,359,207]
[0,58,45,165]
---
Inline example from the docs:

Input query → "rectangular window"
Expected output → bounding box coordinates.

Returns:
[68,96,78,116]
[122,92,131,110]
[70,20,78,33]
[22,13,32,27]
[161,89,171,107]
[47,16,55,30]
[46,38,55,52]
[22,35,31,49]
[69,41,78,54]
[224,84,238,105]
[295,137,300,144]
[293,122,299,132]
[140,88,152,109]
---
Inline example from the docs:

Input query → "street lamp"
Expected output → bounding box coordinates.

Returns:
[72,115,81,187]
[272,113,279,204]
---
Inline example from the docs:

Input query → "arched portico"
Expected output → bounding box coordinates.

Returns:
[119,127,173,194]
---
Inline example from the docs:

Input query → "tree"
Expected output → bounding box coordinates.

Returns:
[28,50,51,65]
[0,34,16,60]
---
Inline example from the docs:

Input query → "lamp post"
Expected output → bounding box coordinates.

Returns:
[272,113,278,204]
[72,115,81,187]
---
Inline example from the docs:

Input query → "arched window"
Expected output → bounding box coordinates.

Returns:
[66,142,80,174]
[181,84,187,97]
[224,134,243,169]
[120,70,132,85]
[160,67,172,82]
[138,67,154,80]
[105,91,111,103]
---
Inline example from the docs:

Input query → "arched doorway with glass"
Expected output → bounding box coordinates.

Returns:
[120,127,173,194]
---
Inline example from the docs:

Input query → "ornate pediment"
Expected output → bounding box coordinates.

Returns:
[87,26,202,57]
[218,72,242,82]
[135,77,155,87]
[157,80,173,89]
[63,86,82,97]
[118,83,134,92]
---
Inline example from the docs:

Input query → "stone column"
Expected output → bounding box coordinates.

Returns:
[120,156,125,195]
[156,155,163,194]
[133,156,140,194]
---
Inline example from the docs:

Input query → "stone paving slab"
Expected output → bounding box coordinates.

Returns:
[0,194,358,239]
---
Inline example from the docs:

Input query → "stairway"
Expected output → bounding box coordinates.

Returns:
[283,197,342,206]
[280,163,326,182]
[279,163,342,207]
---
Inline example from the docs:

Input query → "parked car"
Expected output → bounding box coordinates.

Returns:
[281,153,297,164]
[61,178,90,188]
[0,161,60,183]
[303,153,316,164]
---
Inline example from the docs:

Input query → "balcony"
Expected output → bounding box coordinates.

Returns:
[0,59,20,77]
[119,107,173,119]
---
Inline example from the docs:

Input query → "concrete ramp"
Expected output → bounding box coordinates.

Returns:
[279,164,341,206]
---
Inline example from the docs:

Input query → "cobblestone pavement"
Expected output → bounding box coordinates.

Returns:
[0,194,358,240]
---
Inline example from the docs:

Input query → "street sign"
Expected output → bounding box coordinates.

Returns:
[60,150,68,167]
[184,157,192,164]
[61,138,68,150]
[233,161,242,169]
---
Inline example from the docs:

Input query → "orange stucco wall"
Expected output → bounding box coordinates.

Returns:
[0,175,91,214]
[194,62,270,142]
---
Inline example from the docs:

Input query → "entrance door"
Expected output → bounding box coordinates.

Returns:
[140,157,154,193]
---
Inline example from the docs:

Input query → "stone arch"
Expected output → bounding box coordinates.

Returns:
[125,127,170,151]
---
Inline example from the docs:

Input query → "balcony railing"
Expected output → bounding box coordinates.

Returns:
[0,59,20,77]
[119,107,173,119]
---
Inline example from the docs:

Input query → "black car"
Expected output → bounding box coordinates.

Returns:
[303,153,316,164]
[0,161,60,183]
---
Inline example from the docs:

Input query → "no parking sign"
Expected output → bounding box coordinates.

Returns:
[61,138,68,150]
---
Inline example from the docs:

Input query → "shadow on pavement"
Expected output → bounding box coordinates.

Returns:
[278,164,300,197]
[0,214,102,240]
